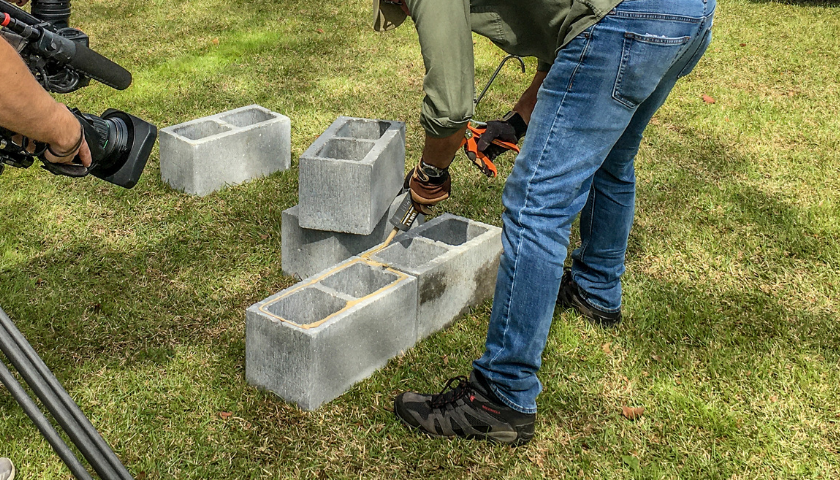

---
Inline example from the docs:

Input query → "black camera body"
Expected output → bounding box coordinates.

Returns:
[0,0,156,189]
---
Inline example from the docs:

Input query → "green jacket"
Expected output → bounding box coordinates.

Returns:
[404,0,622,138]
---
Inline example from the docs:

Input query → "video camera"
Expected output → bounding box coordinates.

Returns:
[0,0,156,188]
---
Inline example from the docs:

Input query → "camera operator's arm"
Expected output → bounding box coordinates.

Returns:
[0,34,91,166]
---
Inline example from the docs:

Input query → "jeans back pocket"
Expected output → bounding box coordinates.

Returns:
[677,26,713,79]
[613,32,690,108]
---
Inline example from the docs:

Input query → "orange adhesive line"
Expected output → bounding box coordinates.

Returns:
[258,258,409,329]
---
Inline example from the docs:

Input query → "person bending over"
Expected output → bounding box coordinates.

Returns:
[374,0,715,445]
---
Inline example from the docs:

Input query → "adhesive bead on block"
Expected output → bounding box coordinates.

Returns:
[246,257,417,410]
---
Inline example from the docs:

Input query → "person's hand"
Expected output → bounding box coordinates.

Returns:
[39,117,93,178]
[405,161,451,215]
[44,135,91,167]
[475,111,528,161]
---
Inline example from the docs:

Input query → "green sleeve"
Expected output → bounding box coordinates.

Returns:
[406,0,475,138]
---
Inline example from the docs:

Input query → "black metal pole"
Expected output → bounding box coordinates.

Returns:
[0,306,133,479]
[0,360,94,480]
[0,315,120,480]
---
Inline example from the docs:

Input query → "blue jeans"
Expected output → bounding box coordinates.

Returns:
[473,0,716,414]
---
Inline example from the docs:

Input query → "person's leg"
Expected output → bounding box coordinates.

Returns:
[0,457,15,480]
[395,0,716,443]
[571,2,716,312]
[474,0,715,413]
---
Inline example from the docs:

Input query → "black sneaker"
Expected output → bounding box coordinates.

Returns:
[394,371,535,446]
[556,268,622,327]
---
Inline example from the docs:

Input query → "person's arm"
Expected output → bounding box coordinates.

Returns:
[404,0,474,165]
[398,0,474,212]
[0,35,91,166]
[420,125,468,169]
[512,70,547,124]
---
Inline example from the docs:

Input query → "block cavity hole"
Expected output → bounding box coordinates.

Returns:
[264,288,346,326]
[374,238,449,270]
[319,262,399,299]
[419,218,489,246]
[335,119,390,140]
[318,138,374,162]
[172,121,232,141]
[218,108,275,127]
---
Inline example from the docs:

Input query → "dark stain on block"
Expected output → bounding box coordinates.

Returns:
[469,258,500,307]
[420,271,448,304]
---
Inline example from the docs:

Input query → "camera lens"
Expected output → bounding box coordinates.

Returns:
[82,113,132,178]
[74,109,156,189]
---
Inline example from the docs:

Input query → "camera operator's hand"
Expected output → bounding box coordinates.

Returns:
[42,115,92,168]
[0,37,91,168]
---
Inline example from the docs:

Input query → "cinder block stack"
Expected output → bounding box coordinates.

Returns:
[281,116,422,279]
[159,105,291,196]
[158,109,505,410]
[249,212,502,410]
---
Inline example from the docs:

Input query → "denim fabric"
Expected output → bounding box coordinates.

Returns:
[473,0,715,414]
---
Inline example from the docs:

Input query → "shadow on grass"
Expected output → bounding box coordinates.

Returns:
[623,118,839,355]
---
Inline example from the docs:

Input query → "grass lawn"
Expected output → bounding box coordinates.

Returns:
[1,0,839,478]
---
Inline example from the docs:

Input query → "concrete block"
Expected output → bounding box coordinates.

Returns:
[160,105,290,196]
[281,193,425,279]
[364,214,502,340]
[298,117,405,235]
[246,257,417,410]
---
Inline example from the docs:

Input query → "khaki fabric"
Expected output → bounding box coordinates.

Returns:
[401,0,623,137]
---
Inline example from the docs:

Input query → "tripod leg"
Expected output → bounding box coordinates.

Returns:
[0,360,94,480]
[0,307,133,479]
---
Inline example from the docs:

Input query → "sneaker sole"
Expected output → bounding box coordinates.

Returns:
[394,403,532,446]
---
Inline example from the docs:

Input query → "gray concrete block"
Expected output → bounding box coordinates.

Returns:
[281,193,425,280]
[364,214,502,341]
[298,117,405,235]
[160,105,290,196]
[246,257,417,410]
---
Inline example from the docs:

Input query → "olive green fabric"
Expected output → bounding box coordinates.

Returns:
[402,0,623,138]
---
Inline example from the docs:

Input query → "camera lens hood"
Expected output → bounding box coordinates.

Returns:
[89,109,157,189]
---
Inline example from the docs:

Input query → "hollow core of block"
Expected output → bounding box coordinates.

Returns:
[418,218,489,246]
[318,138,374,162]
[218,108,275,127]
[319,261,400,299]
[335,119,390,140]
[172,120,232,141]
[263,288,346,327]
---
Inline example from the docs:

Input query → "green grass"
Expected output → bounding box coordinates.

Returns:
[1,0,839,478]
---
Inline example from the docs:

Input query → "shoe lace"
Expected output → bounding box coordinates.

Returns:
[430,375,472,408]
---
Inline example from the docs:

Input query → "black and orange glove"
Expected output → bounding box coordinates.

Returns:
[404,160,451,215]
[476,110,528,161]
